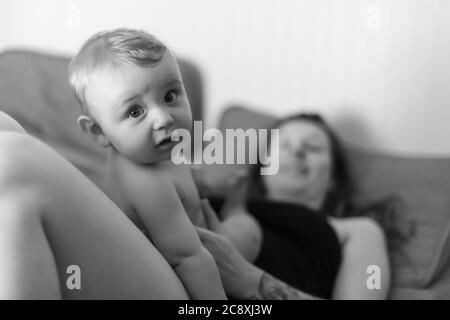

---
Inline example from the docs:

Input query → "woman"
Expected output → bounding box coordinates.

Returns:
[200,113,397,300]
[0,110,190,299]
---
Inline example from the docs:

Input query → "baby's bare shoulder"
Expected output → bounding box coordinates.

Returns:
[114,160,176,204]
[118,163,186,223]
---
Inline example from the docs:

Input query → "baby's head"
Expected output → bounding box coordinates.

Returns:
[68,28,192,164]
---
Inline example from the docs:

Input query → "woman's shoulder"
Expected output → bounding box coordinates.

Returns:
[327,216,385,245]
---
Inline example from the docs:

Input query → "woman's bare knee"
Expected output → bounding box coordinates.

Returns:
[0,132,44,194]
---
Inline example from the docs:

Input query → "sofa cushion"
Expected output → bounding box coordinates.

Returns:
[201,105,450,296]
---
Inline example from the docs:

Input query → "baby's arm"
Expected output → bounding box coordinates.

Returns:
[124,169,226,300]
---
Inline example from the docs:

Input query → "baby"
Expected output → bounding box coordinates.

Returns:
[68,28,226,299]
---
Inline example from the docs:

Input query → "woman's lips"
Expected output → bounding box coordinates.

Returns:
[282,164,309,176]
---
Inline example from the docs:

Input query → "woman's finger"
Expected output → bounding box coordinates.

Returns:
[225,168,248,188]
[196,226,232,259]
[220,169,248,219]
[196,226,216,241]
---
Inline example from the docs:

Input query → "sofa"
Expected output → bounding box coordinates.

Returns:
[1,49,449,299]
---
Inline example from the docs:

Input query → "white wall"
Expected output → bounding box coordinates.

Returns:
[1,0,449,156]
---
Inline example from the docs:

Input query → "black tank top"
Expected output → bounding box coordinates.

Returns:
[209,197,341,299]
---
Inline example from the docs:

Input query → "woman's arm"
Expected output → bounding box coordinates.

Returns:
[196,227,322,300]
[199,200,323,299]
[250,272,321,300]
[329,217,391,300]
[200,199,390,300]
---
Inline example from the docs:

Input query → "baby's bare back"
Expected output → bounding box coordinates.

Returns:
[106,155,204,229]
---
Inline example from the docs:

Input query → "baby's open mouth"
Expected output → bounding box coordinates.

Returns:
[156,136,173,148]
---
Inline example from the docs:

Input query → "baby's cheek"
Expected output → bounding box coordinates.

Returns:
[119,139,146,158]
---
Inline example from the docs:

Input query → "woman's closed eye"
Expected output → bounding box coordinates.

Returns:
[127,105,145,119]
[281,141,324,154]
[304,143,325,153]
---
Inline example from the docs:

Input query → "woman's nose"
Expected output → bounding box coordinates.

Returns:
[150,107,175,130]
[288,145,306,159]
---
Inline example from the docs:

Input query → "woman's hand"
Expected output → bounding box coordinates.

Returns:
[197,199,262,299]
[219,169,249,219]
[200,199,262,262]
[196,226,262,299]
[200,199,226,234]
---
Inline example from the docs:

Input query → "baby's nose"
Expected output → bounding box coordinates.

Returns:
[151,108,174,130]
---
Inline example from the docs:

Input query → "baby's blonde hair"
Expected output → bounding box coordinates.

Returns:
[68,28,167,112]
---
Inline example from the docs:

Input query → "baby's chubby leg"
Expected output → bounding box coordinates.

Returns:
[0,114,188,299]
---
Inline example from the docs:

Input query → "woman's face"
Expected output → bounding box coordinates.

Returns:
[262,119,333,207]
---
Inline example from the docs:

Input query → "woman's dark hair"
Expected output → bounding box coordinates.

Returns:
[247,112,412,247]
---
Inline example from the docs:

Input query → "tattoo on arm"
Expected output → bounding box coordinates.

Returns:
[250,272,323,300]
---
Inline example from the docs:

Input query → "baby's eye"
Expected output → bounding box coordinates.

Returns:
[164,90,179,104]
[127,105,145,119]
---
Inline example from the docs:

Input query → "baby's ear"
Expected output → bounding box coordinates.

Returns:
[77,115,111,148]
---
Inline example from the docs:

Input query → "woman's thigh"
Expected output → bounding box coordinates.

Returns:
[0,114,188,299]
